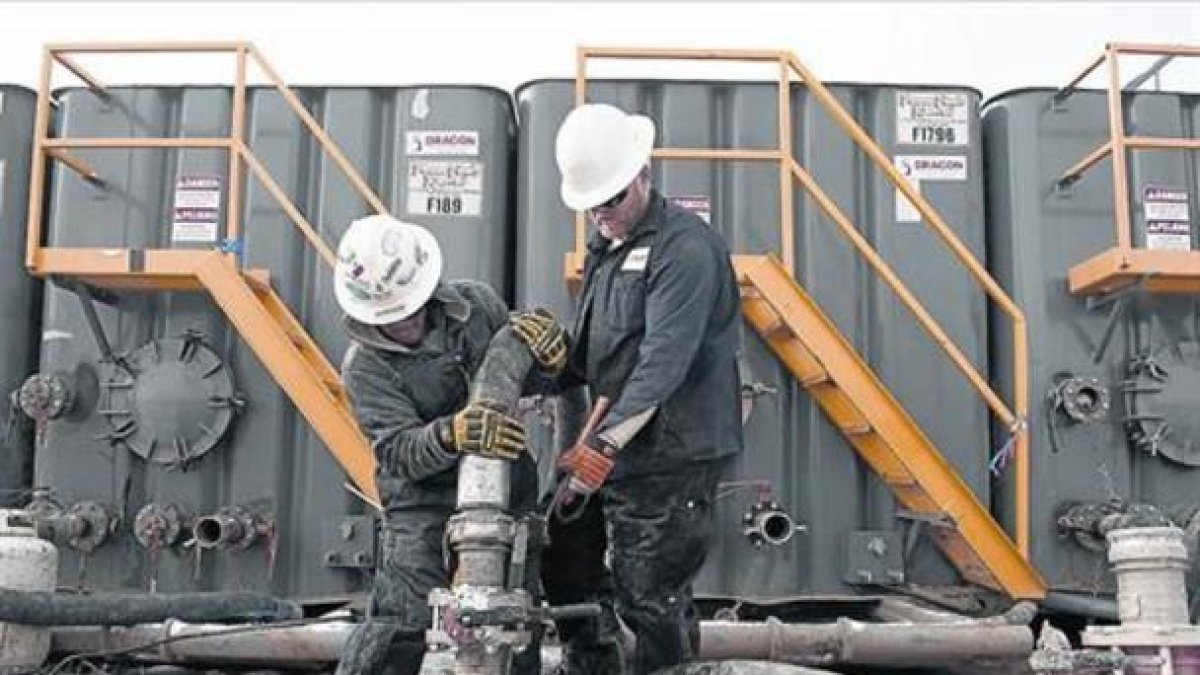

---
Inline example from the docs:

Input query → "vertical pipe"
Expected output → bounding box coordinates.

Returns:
[777,58,794,273]
[1105,47,1133,251]
[226,45,247,258]
[26,48,54,271]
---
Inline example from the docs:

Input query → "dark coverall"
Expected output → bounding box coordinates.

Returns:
[543,191,745,674]
[335,281,541,675]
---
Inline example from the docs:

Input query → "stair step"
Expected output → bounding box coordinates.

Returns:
[322,376,345,396]
[808,382,871,431]
[839,422,873,436]
[848,433,909,476]
[799,371,831,387]
[882,474,918,488]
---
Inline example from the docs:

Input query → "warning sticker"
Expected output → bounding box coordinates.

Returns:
[893,155,967,222]
[1144,185,1190,222]
[406,159,484,217]
[405,130,480,156]
[1143,185,1191,251]
[1147,221,1191,251]
[896,91,970,146]
[669,195,711,224]
[171,175,222,243]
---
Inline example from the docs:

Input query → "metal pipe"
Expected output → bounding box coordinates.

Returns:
[192,508,263,550]
[430,327,539,673]
[871,598,1037,627]
[0,589,300,626]
[54,616,1032,670]
[699,618,1034,668]
[52,620,350,665]
[1040,591,1121,622]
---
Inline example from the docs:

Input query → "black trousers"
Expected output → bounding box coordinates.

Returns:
[542,458,729,675]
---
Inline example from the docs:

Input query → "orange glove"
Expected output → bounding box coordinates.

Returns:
[557,439,616,495]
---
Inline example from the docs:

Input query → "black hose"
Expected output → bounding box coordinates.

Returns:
[1040,590,1120,622]
[0,589,301,626]
[471,326,535,412]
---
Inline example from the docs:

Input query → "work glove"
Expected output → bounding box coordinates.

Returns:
[437,399,526,461]
[556,437,616,495]
[510,308,568,374]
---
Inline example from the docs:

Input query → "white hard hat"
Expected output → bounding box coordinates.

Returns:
[555,103,655,211]
[334,215,443,325]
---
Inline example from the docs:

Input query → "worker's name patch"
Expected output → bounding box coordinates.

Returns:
[622,247,651,272]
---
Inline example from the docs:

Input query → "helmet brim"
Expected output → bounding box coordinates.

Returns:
[560,115,655,211]
[335,225,443,326]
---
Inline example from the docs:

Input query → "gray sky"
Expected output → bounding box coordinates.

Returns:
[1,2,1198,98]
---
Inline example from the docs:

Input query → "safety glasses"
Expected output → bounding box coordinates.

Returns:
[593,186,630,210]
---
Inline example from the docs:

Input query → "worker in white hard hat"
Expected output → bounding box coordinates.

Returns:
[543,103,744,675]
[332,214,567,675]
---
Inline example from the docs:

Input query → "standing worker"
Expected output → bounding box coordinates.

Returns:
[331,215,567,675]
[544,103,745,674]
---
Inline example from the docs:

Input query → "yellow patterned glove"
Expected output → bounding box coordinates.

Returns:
[510,308,568,374]
[439,399,525,461]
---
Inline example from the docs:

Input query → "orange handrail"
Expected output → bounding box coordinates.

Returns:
[25,42,387,274]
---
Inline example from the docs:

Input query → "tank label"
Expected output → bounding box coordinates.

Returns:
[1144,185,1191,251]
[896,91,970,146]
[406,159,483,217]
[893,154,968,222]
[405,130,479,157]
[171,175,222,243]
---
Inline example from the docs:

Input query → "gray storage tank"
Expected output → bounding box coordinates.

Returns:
[0,86,42,508]
[516,79,991,598]
[33,84,515,599]
[984,87,1200,598]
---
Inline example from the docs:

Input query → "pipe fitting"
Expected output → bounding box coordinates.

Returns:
[1056,500,1172,552]
[193,508,266,551]
[1106,526,1191,625]
[1050,375,1109,424]
[743,501,803,547]
[34,500,113,553]
[134,503,186,549]
[16,373,74,423]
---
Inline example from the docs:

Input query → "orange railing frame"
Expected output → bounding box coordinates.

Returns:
[572,46,1033,557]
[1055,42,1200,251]
[25,41,388,274]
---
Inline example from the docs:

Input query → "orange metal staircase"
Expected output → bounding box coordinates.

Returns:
[25,43,382,506]
[737,255,1042,597]
[570,47,1046,599]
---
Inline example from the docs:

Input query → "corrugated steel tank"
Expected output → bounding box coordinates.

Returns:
[0,86,41,508]
[33,85,515,599]
[983,88,1200,597]
[516,79,991,598]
